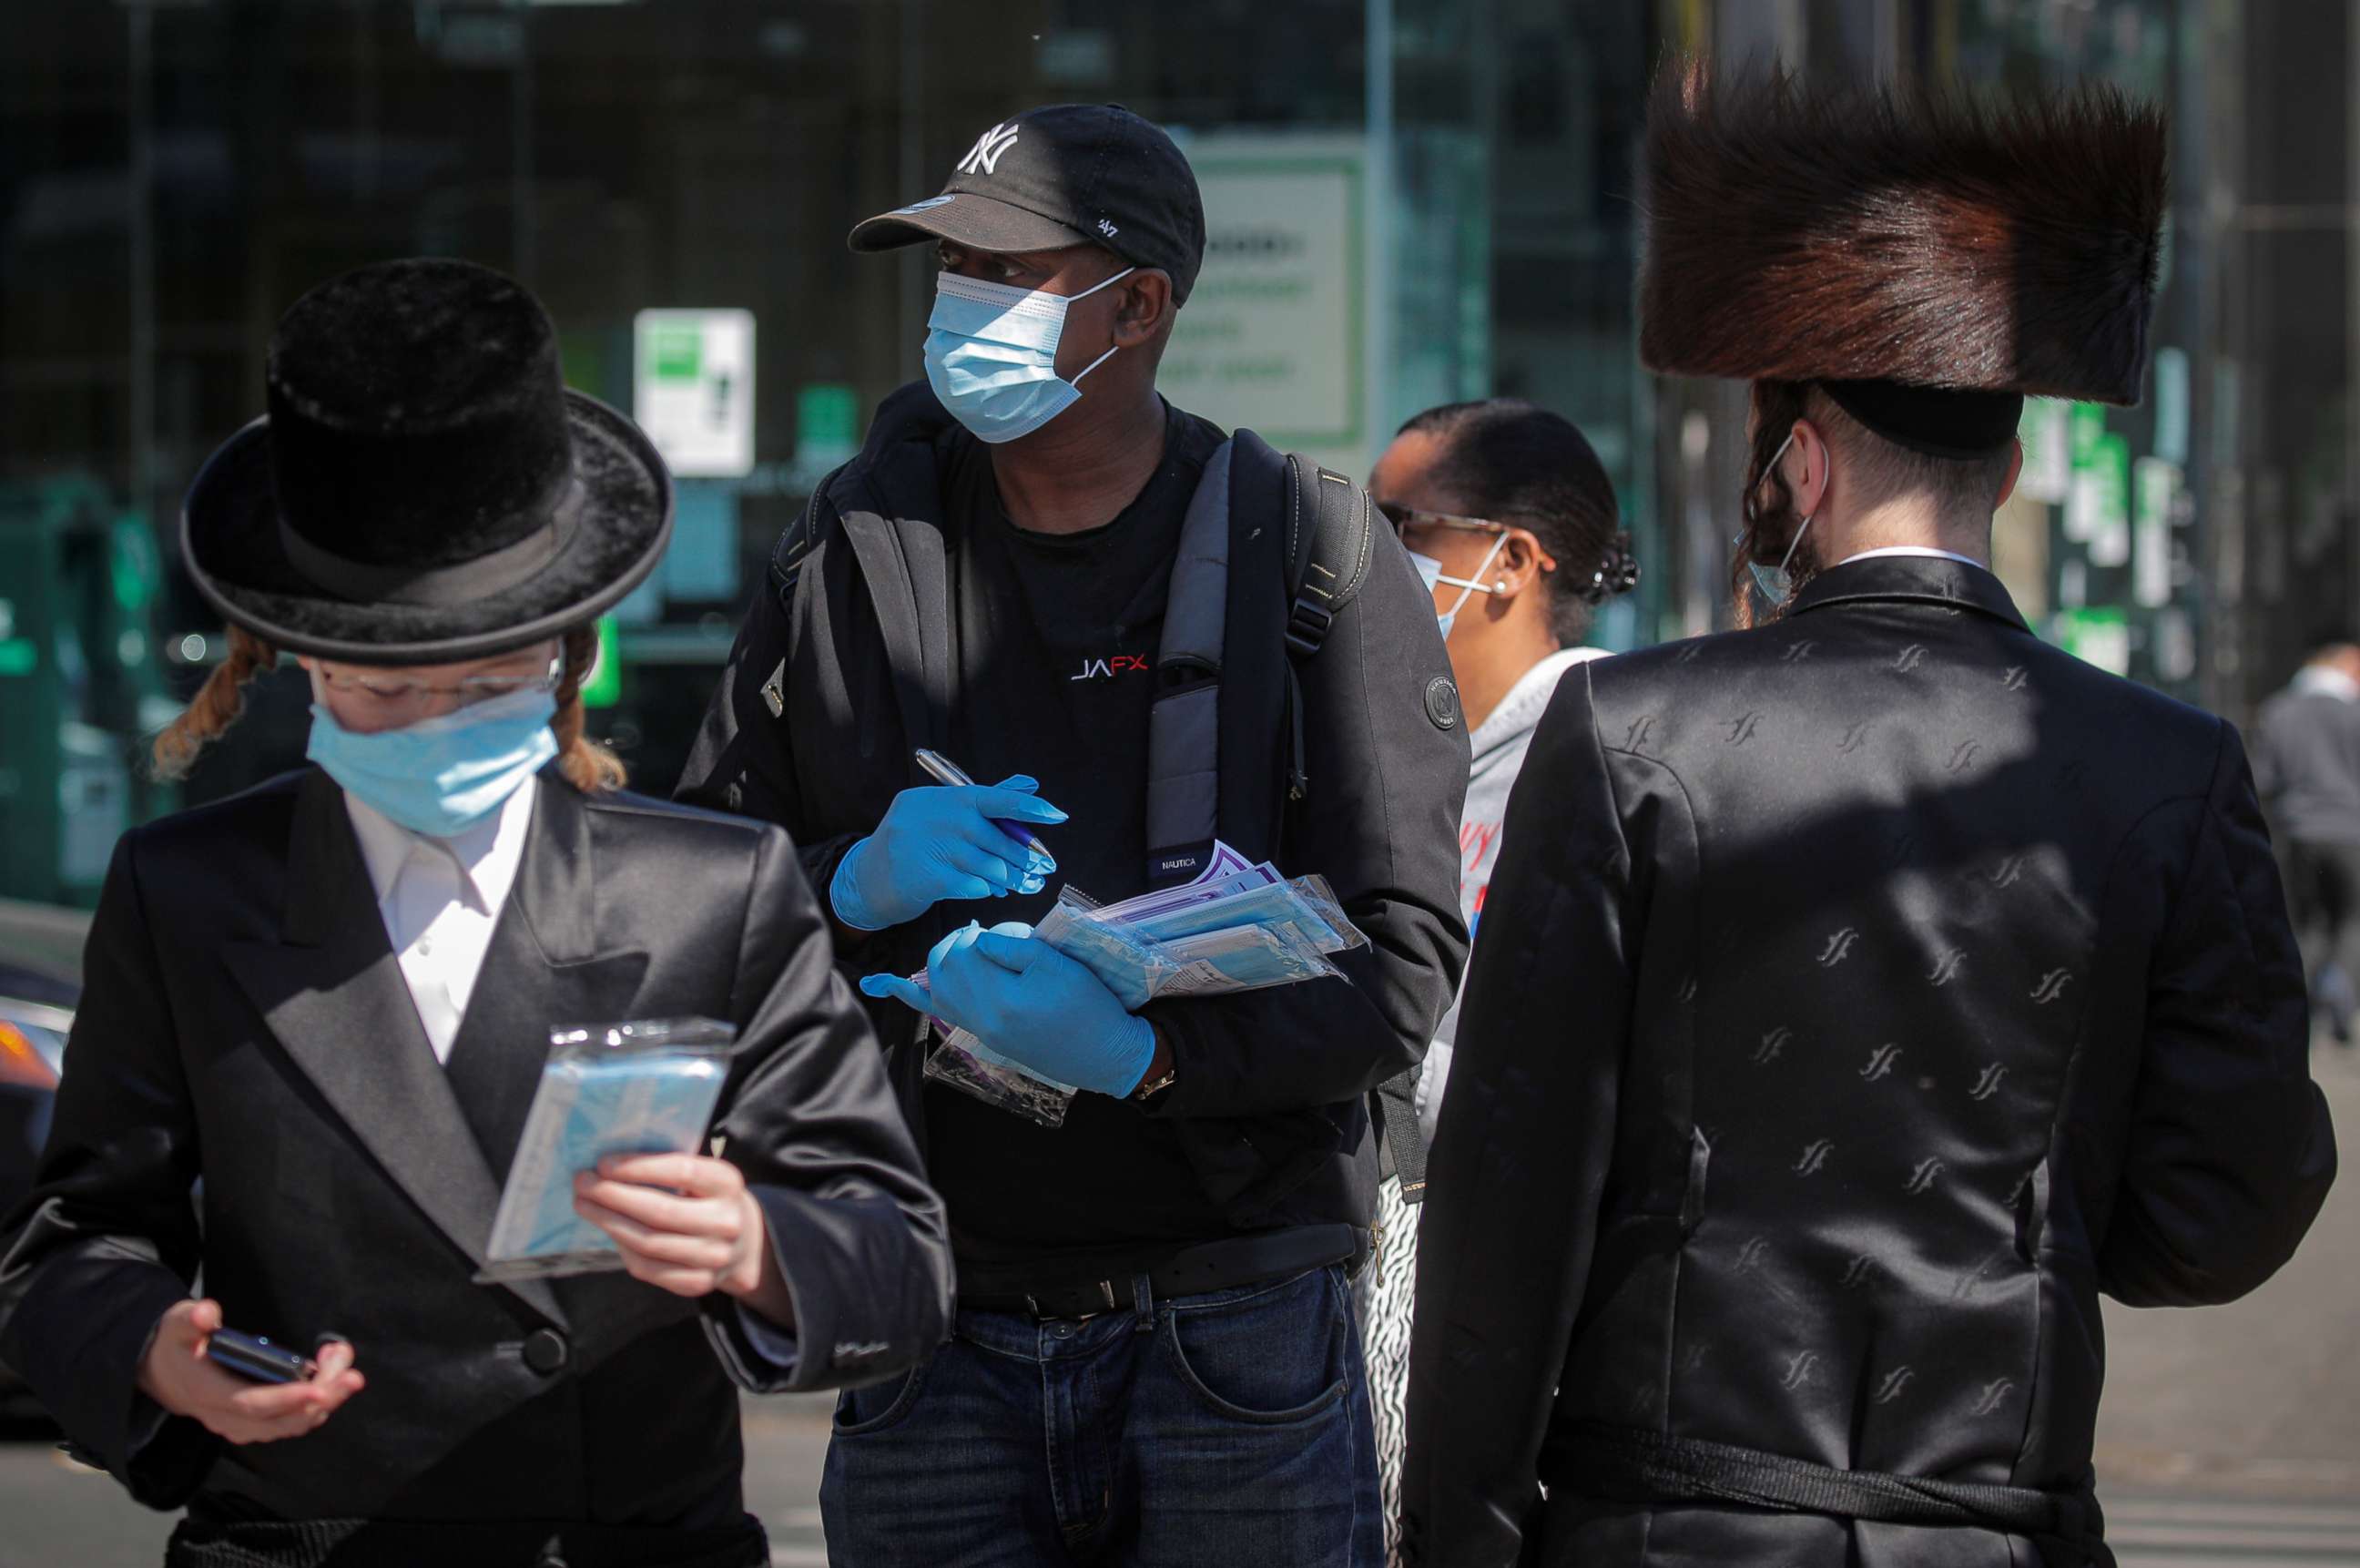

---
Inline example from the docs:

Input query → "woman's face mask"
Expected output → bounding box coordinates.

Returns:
[1409,529,1512,641]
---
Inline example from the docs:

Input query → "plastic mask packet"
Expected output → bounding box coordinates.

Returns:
[479,1017,736,1282]
[1125,879,1347,952]
[1156,922,1338,994]
[1090,863,1282,928]
[909,893,1174,1013]
[924,1031,1077,1126]
[1035,898,1170,1009]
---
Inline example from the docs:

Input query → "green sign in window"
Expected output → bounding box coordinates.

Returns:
[2068,402,2107,465]
[649,326,702,382]
[581,616,622,708]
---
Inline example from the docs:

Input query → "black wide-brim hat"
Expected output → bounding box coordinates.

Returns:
[184,258,672,664]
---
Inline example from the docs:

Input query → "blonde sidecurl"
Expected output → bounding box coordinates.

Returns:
[152,626,280,780]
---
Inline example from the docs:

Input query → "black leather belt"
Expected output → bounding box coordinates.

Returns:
[956,1223,1368,1319]
[1544,1422,2111,1568]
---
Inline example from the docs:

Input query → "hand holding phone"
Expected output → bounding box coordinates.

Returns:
[207,1328,317,1385]
[137,1298,363,1445]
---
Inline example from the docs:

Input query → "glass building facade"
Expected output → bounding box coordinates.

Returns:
[0,0,2335,905]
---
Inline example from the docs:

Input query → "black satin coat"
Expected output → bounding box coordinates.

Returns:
[0,767,951,1524]
[1403,557,2337,1568]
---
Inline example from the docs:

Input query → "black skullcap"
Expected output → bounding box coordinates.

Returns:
[1821,379,2024,460]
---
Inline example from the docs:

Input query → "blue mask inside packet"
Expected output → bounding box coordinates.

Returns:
[478,1017,738,1283]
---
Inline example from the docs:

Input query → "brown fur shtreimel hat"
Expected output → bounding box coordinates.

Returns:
[1637,57,2168,410]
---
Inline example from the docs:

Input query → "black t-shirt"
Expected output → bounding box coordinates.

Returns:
[929,400,1231,1268]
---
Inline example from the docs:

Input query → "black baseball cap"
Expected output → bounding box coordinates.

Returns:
[849,104,1207,304]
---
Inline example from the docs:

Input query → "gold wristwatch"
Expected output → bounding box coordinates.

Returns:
[1129,1025,1177,1101]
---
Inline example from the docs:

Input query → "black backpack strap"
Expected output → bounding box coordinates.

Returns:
[760,470,847,718]
[1279,453,1378,800]
[1283,458,1377,659]
[1260,443,1429,1201]
[768,470,843,606]
[840,511,949,756]
[771,463,950,758]
[1376,1066,1429,1202]
[1143,440,1235,886]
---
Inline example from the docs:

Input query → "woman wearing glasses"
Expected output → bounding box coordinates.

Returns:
[0,260,951,1568]
[1359,398,1637,1563]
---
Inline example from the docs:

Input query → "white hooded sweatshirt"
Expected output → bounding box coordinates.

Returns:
[1413,644,1612,1145]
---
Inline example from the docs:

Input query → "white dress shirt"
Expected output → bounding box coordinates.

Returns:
[344,781,537,1064]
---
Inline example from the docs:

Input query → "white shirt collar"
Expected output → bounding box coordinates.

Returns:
[344,778,537,919]
[1836,545,1990,570]
[1470,646,1609,763]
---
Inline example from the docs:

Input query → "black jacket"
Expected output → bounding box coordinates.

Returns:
[0,768,951,1526]
[1403,557,2337,1568]
[676,383,1470,1241]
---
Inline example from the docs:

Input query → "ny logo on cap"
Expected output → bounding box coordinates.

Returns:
[958,122,1021,176]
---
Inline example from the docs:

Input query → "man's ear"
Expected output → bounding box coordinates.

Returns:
[1995,438,2025,510]
[1111,270,1175,349]
[1788,419,1832,519]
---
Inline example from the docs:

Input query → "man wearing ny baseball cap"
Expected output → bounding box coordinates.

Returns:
[683,104,1469,1565]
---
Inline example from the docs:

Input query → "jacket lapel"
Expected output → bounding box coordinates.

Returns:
[443,776,651,1182]
[223,771,586,1329]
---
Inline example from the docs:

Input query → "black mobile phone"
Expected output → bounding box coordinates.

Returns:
[206,1328,318,1386]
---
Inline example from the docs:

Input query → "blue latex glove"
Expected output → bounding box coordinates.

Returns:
[862,922,1156,1098]
[830,777,1066,932]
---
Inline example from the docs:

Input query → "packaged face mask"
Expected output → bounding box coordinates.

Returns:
[479,1017,737,1281]
[915,847,1370,1126]
[1155,923,1334,995]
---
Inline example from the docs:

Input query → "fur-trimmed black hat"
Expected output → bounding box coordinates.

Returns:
[1638,57,2167,412]
[182,258,672,664]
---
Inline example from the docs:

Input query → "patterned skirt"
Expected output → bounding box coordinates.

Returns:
[1355,1173,1420,1568]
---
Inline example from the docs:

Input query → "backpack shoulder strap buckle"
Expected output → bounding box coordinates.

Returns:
[1283,598,1334,660]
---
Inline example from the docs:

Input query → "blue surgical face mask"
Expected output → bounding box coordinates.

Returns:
[922,266,1134,444]
[307,677,559,838]
[1409,530,1511,640]
[1741,431,1814,608]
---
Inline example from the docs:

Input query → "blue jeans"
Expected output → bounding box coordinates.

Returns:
[819,1264,1382,1567]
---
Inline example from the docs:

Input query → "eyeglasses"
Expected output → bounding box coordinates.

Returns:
[1376,501,1509,536]
[1378,501,1559,575]
[316,661,560,705]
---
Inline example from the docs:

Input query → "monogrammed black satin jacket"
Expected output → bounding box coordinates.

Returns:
[1404,555,2337,1568]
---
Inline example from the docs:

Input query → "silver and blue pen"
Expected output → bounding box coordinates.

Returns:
[912,748,1049,853]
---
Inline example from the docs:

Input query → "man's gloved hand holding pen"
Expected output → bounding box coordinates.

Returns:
[829,776,1066,931]
[862,921,1156,1098]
